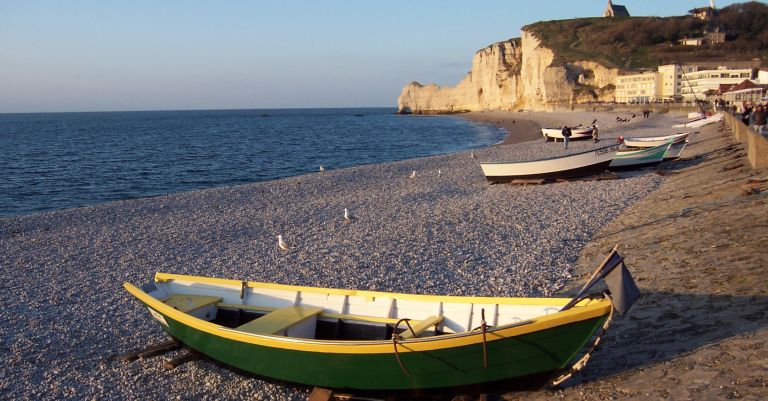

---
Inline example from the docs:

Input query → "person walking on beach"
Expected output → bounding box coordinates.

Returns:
[562,126,572,149]
[592,124,599,143]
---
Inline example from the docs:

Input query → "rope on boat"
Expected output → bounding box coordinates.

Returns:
[550,302,615,387]
[391,318,416,376]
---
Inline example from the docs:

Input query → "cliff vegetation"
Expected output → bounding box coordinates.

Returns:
[523,1,768,69]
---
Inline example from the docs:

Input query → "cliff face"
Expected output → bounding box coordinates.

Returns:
[397,30,618,113]
[397,39,523,113]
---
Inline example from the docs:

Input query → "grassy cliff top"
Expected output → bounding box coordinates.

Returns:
[523,1,768,69]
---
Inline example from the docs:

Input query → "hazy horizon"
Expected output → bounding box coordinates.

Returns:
[1,0,744,113]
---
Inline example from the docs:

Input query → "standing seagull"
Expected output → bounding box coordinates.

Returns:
[319,165,325,172]
[470,151,475,159]
[409,170,416,179]
[438,169,442,177]
[344,208,352,221]
[277,235,290,251]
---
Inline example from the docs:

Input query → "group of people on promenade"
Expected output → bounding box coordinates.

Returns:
[739,102,767,135]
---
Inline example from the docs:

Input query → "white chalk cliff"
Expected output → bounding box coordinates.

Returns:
[397,30,618,113]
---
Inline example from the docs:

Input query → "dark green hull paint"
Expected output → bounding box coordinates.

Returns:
[147,306,606,392]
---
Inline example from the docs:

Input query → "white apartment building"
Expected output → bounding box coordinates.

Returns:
[615,71,658,103]
[614,64,755,103]
[657,64,697,101]
[678,66,752,101]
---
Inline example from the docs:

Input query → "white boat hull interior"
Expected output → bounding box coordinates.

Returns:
[145,276,568,336]
[623,132,689,148]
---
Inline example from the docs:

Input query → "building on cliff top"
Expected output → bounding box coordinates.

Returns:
[690,0,717,20]
[603,0,629,17]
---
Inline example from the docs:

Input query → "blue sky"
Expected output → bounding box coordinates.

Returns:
[0,1,743,112]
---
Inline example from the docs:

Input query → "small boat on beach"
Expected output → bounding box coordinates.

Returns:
[541,126,594,141]
[672,113,723,128]
[623,132,689,148]
[124,247,637,394]
[480,144,620,183]
[609,142,673,170]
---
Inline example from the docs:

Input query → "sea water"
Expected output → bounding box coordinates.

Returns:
[0,108,505,216]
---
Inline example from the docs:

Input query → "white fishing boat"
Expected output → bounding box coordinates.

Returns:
[623,132,689,148]
[480,144,620,183]
[609,142,672,170]
[672,113,723,128]
[542,126,594,141]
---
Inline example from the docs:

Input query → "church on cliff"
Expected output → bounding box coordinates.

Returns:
[603,0,630,17]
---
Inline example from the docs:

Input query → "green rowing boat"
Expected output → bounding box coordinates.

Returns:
[124,247,637,394]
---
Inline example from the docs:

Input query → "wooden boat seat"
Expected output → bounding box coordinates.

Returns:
[163,294,222,313]
[400,315,444,339]
[236,306,323,335]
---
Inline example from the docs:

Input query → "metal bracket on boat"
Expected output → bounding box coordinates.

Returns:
[550,304,615,387]
[239,281,247,300]
[480,308,488,369]
[391,318,416,376]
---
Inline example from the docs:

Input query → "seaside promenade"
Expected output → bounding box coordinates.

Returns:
[1,110,766,400]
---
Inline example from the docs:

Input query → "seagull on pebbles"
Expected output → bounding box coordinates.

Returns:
[344,208,352,221]
[277,235,290,251]
[470,151,475,159]
[438,169,442,177]
[409,170,416,179]
[319,165,325,172]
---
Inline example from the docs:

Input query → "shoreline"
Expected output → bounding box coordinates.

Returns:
[459,111,543,145]
[3,111,761,400]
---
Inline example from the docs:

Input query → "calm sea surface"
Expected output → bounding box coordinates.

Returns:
[0,108,504,216]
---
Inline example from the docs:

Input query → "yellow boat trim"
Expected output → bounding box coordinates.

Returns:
[154,272,573,306]
[125,281,611,355]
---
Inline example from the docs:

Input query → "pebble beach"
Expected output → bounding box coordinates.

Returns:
[1,110,754,400]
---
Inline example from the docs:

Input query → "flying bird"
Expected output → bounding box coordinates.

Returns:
[409,170,416,179]
[277,235,290,251]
